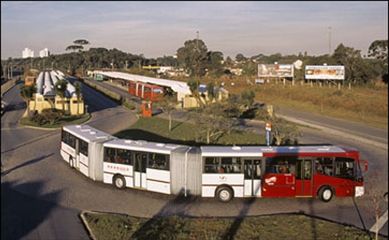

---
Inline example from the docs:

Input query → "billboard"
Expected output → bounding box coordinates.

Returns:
[305,65,345,80]
[258,64,294,78]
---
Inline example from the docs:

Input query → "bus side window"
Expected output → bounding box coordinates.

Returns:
[204,157,219,173]
[335,157,354,179]
[104,148,116,163]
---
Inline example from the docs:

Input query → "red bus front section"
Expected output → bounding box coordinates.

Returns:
[261,149,364,199]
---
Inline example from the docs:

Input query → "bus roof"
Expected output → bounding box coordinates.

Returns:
[63,125,113,143]
[201,145,350,157]
[104,139,185,155]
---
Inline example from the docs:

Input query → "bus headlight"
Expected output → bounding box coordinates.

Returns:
[355,186,364,197]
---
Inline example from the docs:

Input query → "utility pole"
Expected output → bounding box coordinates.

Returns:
[328,26,332,55]
[125,60,128,70]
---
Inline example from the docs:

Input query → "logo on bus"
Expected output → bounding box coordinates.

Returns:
[265,176,277,185]
[106,164,129,172]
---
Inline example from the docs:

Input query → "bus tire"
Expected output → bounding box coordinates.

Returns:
[113,175,126,189]
[69,156,74,168]
[216,185,234,203]
[318,186,333,202]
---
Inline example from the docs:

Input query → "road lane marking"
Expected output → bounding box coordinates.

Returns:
[369,210,388,232]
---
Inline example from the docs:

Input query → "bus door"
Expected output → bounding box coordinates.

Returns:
[134,152,147,189]
[75,138,80,169]
[243,159,262,197]
[296,159,313,196]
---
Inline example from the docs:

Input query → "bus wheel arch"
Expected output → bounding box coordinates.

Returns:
[215,185,234,203]
[318,185,334,202]
[113,174,126,189]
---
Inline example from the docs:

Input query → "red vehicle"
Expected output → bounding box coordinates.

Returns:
[128,81,164,102]
[260,146,367,202]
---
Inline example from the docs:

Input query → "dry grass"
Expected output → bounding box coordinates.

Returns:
[208,77,388,129]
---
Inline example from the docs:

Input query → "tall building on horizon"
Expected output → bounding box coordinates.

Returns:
[39,48,50,58]
[22,48,34,58]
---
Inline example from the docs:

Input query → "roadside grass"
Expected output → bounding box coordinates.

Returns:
[225,81,388,129]
[114,117,264,145]
[83,212,376,240]
[19,113,91,128]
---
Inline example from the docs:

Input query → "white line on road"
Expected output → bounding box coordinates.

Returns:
[370,210,388,233]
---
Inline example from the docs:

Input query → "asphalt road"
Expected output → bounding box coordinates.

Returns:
[1,81,387,239]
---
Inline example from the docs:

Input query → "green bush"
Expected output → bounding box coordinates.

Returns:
[30,109,65,125]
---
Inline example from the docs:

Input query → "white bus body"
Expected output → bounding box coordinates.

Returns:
[61,125,114,180]
[60,124,364,203]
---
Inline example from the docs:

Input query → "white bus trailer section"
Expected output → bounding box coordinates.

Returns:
[102,139,184,194]
[200,146,264,201]
[61,125,115,180]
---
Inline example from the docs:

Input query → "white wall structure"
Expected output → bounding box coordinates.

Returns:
[39,48,50,58]
[22,48,34,58]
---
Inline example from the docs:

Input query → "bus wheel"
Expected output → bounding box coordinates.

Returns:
[113,175,126,189]
[318,186,333,202]
[216,186,233,203]
[69,157,74,168]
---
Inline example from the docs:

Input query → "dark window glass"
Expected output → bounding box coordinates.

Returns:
[204,157,219,173]
[315,157,334,176]
[67,133,76,148]
[104,147,116,163]
[266,157,297,174]
[148,153,169,170]
[79,139,88,156]
[221,157,242,173]
[334,157,355,179]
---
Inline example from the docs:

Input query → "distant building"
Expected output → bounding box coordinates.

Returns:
[22,48,34,58]
[39,48,50,58]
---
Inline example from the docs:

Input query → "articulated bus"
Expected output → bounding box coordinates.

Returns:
[61,125,367,202]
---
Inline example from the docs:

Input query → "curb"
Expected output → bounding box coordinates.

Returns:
[80,210,97,240]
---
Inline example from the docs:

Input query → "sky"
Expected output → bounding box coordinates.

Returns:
[1,1,388,60]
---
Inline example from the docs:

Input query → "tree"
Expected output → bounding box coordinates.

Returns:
[240,90,255,109]
[158,94,178,132]
[20,84,36,115]
[224,56,234,68]
[235,53,247,62]
[333,43,366,84]
[271,116,301,145]
[74,39,90,47]
[368,40,388,61]
[74,82,82,115]
[176,39,208,77]
[66,45,83,52]
[192,102,234,144]
[206,51,224,77]
[55,79,68,112]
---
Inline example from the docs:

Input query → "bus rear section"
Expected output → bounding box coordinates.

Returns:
[260,146,366,202]
[61,125,114,180]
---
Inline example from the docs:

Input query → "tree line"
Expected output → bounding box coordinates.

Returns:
[1,39,387,85]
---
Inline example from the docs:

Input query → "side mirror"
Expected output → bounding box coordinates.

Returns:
[361,160,368,172]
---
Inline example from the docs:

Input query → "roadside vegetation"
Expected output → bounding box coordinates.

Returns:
[20,109,90,128]
[83,211,378,240]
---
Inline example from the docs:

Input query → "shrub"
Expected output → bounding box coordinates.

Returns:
[30,109,65,125]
